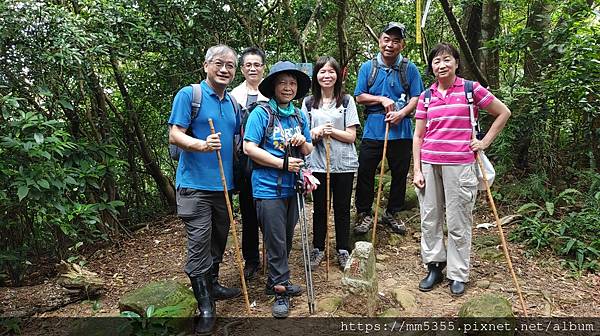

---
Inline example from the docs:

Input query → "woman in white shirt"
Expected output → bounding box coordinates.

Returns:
[302,56,360,270]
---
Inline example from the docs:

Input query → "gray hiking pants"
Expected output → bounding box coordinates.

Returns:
[416,163,478,282]
[176,188,231,278]
[255,195,299,286]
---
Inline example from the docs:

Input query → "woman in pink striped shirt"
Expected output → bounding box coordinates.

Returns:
[412,43,511,296]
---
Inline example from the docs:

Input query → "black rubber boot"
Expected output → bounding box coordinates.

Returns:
[449,280,465,296]
[418,261,447,292]
[190,273,216,336]
[211,264,241,300]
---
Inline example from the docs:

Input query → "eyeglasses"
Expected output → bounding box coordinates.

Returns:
[210,60,236,71]
[243,62,264,69]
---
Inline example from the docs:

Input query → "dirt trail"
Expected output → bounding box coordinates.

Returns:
[2,197,599,321]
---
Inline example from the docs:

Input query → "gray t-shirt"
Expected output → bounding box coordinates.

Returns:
[302,95,360,173]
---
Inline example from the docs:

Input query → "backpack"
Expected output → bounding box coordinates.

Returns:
[423,80,481,138]
[304,94,351,129]
[236,102,305,195]
[169,83,240,160]
[365,57,410,115]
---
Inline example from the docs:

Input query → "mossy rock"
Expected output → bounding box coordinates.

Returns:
[119,280,196,318]
[458,293,515,336]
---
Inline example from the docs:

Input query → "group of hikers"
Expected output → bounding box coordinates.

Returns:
[168,21,511,335]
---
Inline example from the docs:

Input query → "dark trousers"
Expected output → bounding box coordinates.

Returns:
[239,177,260,265]
[255,195,298,286]
[312,172,354,252]
[355,139,412,215]
[176,188,230,278]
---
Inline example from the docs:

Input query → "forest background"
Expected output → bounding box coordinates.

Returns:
[0,0,598,287]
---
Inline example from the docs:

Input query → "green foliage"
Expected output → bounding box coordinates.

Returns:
[0,95,123,285]
[511,172,600,275]
[120,305,182,336]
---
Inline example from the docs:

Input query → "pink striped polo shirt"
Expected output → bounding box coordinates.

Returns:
[414,77,495,165]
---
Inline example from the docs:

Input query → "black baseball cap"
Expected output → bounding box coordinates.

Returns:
[382,22,406,38]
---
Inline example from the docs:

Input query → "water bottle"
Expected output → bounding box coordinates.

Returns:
[394,93,407,111]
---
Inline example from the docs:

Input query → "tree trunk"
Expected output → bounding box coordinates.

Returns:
[109,51,177,207]
[438,0,488,87]
[459,2,482,80]
[481,0,500,90]
[336,0,350,68]
[515,0,552,169]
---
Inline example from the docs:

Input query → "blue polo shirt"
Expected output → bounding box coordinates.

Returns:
[354,53,424,140]
[168,81,239,191]
[244,105,312,199]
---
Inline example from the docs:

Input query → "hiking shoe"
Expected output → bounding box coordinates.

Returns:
[354,212,372,234]
[382,211,407,235]
[309,248,325,270]
[265,281,303,297]
[243,262,260,280]
[337,249,350,270]
[272,293,290,318]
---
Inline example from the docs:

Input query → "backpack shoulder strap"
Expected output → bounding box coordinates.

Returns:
[293,107,304,129]
[190,84,202,120]
[464,80,479,135]
[367,58,379,89]
[304,96,314,127]
[227,92,241,116]
[464,80,474,104]
[259,102,276,147]
[341,94,351,129]
[398,57,410,98]
[305,96,314,113]
[423,88,432,109]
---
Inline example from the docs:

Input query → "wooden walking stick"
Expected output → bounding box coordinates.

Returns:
[371,122,390,247]
[476,151,529,317]
[208,119,251,314]
[325,134,331,280]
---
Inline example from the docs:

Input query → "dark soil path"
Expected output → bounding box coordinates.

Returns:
[2,193,598,323]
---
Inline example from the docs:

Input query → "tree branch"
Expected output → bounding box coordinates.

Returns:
[439,0,488,87]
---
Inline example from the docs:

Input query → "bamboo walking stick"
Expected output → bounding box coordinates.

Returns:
[325,134,331,280]
[476,152,529,316]
[208,118,251,314]
[371,122,390,246]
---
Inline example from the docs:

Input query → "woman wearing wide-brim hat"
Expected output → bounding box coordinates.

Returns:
[243,61,313,318]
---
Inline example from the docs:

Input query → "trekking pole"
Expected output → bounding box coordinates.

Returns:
[296,174,316,314]
[476,151,529,317]
[371,122,390,247]
[325,133,331,280]
[208,119,251,314]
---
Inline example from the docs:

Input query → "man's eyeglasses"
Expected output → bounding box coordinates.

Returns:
[210,60,236,71]
[243,62,264,70]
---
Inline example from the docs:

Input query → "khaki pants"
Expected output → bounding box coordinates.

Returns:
[416,163,478,282]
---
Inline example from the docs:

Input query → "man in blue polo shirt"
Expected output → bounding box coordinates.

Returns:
[168,44,241,335]
[353,22,424,236]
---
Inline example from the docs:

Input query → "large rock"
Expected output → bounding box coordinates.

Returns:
[119,280,196,318]
[391,288,417,312]
[458,293,515,336]
[341,241,378,316]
